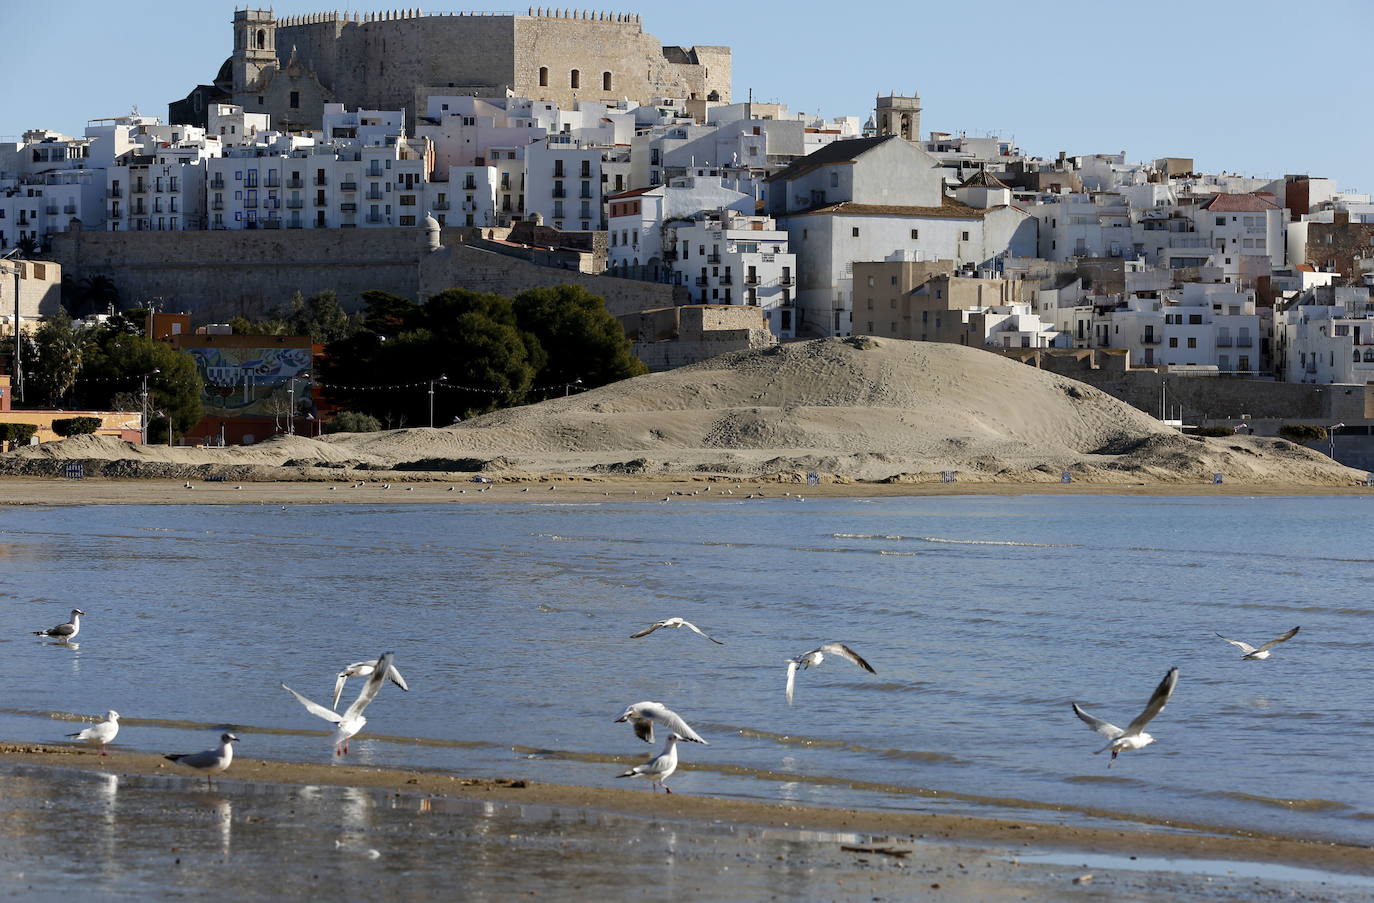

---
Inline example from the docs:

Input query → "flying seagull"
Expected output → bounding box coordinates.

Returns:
[786,643,876,705]
[615,701,708,745]
[1215,626,1300,661]
[615,733,681,793]
[1072,667,1179,766]
[331,658,410,710]
[283,651,395,755]
[33,609,85,641]
[67,710,120,756]
[165,732,239,786]
[629,617,725,645]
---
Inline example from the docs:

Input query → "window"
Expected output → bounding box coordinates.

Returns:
[539,66,548,87]
[830,172,839,188]
[1168,337,1178,348]
[1215,216,1225,226]
[1187,337,1197,349]
[890,276,897,286]
[960,231,970,242]
[289,91,300,109]
[910,229,919,240]
[852,227,860,238]
[1189,314,1202,324]
[602,71,612,92]
[570,69,580,89]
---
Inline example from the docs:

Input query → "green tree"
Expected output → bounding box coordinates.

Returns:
[82,335,203,443]
[51,416,102,437]
[0,423,38,445]
[513,284,646,395]
[28,310,85,407]
[284,290,360,344]
[323,410,382,434]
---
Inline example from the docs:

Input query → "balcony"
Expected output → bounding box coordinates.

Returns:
[44,206,58,216]
[1237,337,1254,347]
[286,198,303,209]
[367,168,384,179]
[132,183,148,194]
[706,254,721,263]
[340,203,357,212]
[366,213,384,224]
[1217,337,1233,347]
[63,205,77,215]
[315,196,328,206]
[551,187,566,198]
[1140,334,1161,345]
[211,200,224,211]
[778,275,794,286]
[719,275,733,285]
[553,168,565,179]
[580,189,593,199]
[432,200,450,210]
[131,205,146,216]
[340,181,358,192]
[463,180,477,191]
[107,188,122,198]
[17,216,29,226]
[315,176,328,186]
[264,198,281,210]
[243,198,257,209]
[261,219,282,229]
[287,177,304,189]
[744,273,759,285]
[287,220,304,229]
[209,179,225,190]
[695,277,709,286]
[366,190,384,200]
[265,176,281,188]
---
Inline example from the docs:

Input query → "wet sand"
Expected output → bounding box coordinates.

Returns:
[2,741,1371,899]
[0,475,1369,507]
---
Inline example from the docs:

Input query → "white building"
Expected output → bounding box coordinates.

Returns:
[1279,285,1374,384]
[663,209,797,338]
[524,141,624,231]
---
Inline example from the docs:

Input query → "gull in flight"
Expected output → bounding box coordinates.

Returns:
[283,651,395,755]
[615,701,708,745]
[1215,626,1300,661]
[786,643,876,705]
[629,617,725,645]
[33,608,85,642]
[332,658,410,710]
[1072,667,1178,766]
[67,710,120,756]
[165,732,239,786]
[615,733,681,793]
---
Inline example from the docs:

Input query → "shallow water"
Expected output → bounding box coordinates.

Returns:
[3,495,1373,844]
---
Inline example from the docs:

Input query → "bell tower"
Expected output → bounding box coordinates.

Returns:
[875,93,921,144]
[231,9,278,92]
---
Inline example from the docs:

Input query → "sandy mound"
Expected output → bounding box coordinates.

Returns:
[2,338,1362,485]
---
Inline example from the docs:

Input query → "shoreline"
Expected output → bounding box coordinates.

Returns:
[0,475,1371,507]
[3,741,1370,876]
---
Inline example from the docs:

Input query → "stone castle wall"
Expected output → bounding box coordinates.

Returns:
[46,225,682,323]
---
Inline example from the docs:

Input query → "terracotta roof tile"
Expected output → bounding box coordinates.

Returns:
[1200,193,1282,212]
[784,197,992,219]
[764,135,897,183]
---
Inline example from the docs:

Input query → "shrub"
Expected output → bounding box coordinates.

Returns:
[0,423,39,444]
[1193,426,1234,438]
[1278,424,1328,443]
[51,416,103,437]
[323,410,383,434]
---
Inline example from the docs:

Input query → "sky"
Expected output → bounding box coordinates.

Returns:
[3,0,1370,192]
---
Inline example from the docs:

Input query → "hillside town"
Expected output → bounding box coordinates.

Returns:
[2,7,1372,464]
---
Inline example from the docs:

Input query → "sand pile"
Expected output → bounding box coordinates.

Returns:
[2,338,1363,485]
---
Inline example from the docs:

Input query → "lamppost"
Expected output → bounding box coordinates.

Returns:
[564,378,582,397]
[286,371,311,436]
[1,247,22,403]
[1329,422,1345,461]
[429,374,447,428]
[155,410,173,448]
[139,368,160,445]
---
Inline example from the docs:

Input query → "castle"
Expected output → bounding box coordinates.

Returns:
[171,8,731,132]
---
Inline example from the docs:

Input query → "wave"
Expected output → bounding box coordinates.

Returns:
[831,533,1072,548]
[1207,790,1354,813]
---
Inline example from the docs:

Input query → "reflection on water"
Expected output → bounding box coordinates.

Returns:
[3,497,1374,847]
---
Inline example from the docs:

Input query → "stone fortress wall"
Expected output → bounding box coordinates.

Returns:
[250,8,729,125]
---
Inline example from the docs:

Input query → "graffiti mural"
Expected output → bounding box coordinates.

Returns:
[187,346,312,417]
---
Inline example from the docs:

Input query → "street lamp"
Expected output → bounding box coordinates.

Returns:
[1329,422,1345,461]
[2,247,23,402]
[286,371,311,436]
[429,374,447,428]
[564,378,583,398]
[139,368,161,445]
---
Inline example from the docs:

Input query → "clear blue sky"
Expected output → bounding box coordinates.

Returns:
[3,0,1369,192]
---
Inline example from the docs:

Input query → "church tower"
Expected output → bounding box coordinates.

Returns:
[231,9,278,93]
[875,94,921,143]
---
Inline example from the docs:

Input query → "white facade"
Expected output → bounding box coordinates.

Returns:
[524,142,623,231]
[663,210,797,338]
[207,103,272,147]
[1280,286,1374,384]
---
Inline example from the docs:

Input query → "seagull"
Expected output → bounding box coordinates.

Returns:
[786,643,876,704]
[629,617,724,645]
[33,609,85,642]
[165,733,239,786]
[1072,667,1179,766]
[67,710,119,756]
[615,733,681,793]
[283,652,395,755]
[1215,626,1300,661]
[331,658,410,710]
[615,701,708,745]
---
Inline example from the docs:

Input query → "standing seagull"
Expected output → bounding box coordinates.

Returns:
[785,643,876,705]
[283,652,395,755]
[33,609,85,642]
[331,658,410,710]
[615,733,681,793]
[67,710,120,756]
[165,733,239,786]
[629,617,725,645]
[1215,626,1300,661]
[614,701,708,745]
[1072,667,1179,766]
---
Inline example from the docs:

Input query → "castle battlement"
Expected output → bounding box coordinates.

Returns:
[274,9,643,26]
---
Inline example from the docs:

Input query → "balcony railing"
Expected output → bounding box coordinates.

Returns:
[265,176,281,188]
[778,275,794,286]
[695,277,709,286]
[1217,337,1233,347]
[63,205,77,214]
[211,200,224,210]
[719,275,733,285]
[551,187,566,198]
[315,196,328,206]
[1236,337,1253,347]
[340,202,357,212]
[210,179,225,190]
[745,274,758,285]
[44,206,58,215]
[265,198,281,209]
[366,213,384,223]
[1140,334,1161,345]
[261,219,282,229]
[367,169,384,179]
[367,190,384,200]
[244,198,257,209]
[315,176,327,186]
[132,183,148,194]
[287,177,304,189]
[286,198,303,209]
[463,181,476,190]
[432,201,450,210]
[580,189,593,199]
[706,254,721,263]
[340,181,358,192]
[107,188,122,198]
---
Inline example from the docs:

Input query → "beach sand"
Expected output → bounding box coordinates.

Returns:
[0,742,1370,902]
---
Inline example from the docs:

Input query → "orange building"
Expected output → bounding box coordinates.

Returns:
[0,375,141,447]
